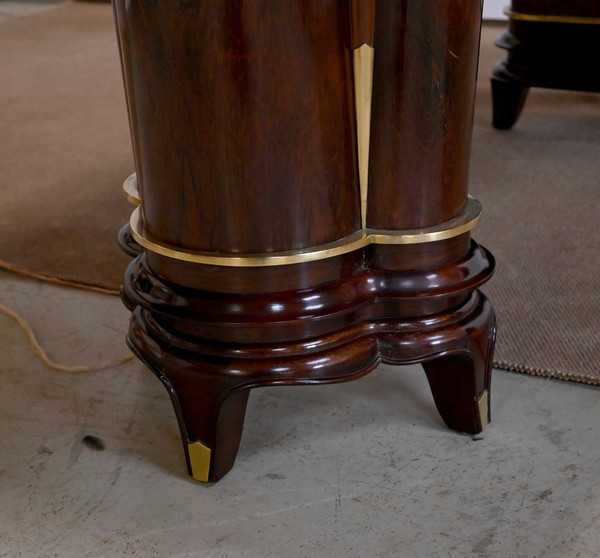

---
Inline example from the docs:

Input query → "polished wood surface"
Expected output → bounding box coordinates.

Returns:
[124,238,492,345]
[492,1,600,129]
[114,1,495,482]
[350,0,376,47]
[113,1,360,253]
[368,0,481,229]
[121,246,495,482]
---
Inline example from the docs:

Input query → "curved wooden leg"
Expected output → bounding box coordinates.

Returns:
[160,358,251,484]
[491,74,530,130]
[127,308,251,483]
[422,293,496,434]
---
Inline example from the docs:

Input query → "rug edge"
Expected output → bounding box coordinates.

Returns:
[494,360,600,387]
[0,260,120,296]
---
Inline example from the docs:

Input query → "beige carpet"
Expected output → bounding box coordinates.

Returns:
[1,5,599,384]
[472,25,600,385]
[0,1,133,292]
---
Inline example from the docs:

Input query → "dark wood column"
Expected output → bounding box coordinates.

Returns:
[113,1,360,253]
[114,0,496,483]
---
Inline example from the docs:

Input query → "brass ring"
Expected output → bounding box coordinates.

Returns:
[123,173,141,206]
[505,9,600,25]
[129,197,482,267]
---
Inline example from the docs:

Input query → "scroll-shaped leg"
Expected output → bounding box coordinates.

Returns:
[491,73,530,130]
[127,308,251,483]
[422,292,496,434]
[159,355,251,484]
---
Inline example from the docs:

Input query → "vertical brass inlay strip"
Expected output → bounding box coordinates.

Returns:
[353,44,375,228]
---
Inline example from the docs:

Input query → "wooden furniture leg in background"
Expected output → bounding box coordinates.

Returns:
[492,0,600,129]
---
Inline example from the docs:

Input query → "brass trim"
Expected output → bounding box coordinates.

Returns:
[353,44,375,227]
[129,196,482,267]
[505,9,600,25]
[123,173,141,206]
[367,198,482,245]
[477,390,489,431]
[131,208,367,266]
[188,441,212,483]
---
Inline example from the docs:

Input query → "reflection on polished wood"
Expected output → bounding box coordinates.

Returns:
[114,0,496,483]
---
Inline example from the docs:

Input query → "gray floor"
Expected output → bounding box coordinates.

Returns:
[0,0,63,19]
[1,269,599,557]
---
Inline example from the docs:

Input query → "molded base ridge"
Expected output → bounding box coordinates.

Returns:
[121,239,496,482]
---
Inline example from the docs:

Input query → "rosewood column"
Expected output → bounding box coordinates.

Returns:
[492,1,600,129]
[113,0,496,483]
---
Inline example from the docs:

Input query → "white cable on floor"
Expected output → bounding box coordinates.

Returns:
[0,301,134,372]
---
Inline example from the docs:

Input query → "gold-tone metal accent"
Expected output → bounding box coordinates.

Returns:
[123,173,141,206]
[477,390,489,431]
[505,9,600,25]
[367,198,482,245]
[131,207,367,266]
[129,196,482,267]
[353,44,375,227]
[188,441,212,483]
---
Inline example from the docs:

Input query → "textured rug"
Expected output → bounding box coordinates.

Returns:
[0,1,133,292]
[472,25,600,385]
[1,6,599,384]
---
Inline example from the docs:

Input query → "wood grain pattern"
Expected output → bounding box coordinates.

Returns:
[113,0,359,253]
[350,0,376,47]
[367,0,482,229]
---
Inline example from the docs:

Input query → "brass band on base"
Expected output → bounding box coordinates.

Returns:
[123,173,141,206]
[505,9,600,25]
[128,196,483,268]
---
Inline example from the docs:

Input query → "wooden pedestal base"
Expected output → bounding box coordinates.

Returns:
[113,1,494,484]
[120,235,495,483]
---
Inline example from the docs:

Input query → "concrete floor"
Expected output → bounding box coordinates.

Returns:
[1,269,599,557]
[0,0,63,20]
